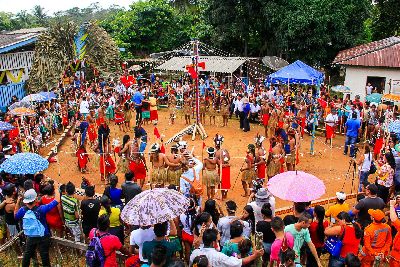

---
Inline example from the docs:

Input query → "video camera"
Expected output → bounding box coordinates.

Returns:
[252,178,264,193]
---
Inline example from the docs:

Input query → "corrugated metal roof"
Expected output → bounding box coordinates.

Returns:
[155,56,247,73]
[333,36,400,68]
[0,28,45,54]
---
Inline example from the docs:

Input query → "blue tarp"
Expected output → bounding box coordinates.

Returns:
[267,60,324,85]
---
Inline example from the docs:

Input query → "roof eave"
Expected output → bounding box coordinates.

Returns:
[0,37,38,54]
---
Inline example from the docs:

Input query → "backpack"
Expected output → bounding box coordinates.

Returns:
[86,229,110,267]
[22,207,45,237]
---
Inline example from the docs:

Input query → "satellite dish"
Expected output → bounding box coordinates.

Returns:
[262,56,289,71]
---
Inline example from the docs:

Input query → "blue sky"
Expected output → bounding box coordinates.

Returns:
[0,0,133,15]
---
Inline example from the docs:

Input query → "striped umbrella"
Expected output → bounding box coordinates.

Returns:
[9,107,36,116]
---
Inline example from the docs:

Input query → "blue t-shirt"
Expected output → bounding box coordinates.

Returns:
[109,188,123,207]
[345,118,361,137]
[15,200,59,236]
[132,91,143,106]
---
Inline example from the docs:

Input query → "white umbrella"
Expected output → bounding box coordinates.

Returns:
[22,94,46,102]
[121,188,190,226]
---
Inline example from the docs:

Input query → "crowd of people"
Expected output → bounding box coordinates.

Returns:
[1,69,400,267]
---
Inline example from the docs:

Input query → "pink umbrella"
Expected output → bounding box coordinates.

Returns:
[267,171,326,202]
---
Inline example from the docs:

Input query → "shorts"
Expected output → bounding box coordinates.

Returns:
[182,230,194,244]
[65,221,81,242]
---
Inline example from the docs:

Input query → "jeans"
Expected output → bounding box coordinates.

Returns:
[135,106,142,124]
[243,115,250,131]
[328,256,345,267]
[344,135,357,157]
[65,221,81,242]
[262,242,272,263]
[359,171,369,191]
[22,236,51,267]
[239,111,244,129]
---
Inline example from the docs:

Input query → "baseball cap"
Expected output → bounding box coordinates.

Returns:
[368,209,385,221]
[336,191,346,201]
[23,189,37,204]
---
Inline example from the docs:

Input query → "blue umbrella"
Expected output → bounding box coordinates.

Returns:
[0,121,15,131]
[0,152,49,174]
[366,93,382,103]
[331,85,351,93]
[38,91,57,102]
[389,120,400,134]
[9,100,33,110]
[23,94,46,102]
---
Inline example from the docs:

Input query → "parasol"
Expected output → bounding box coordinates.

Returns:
[0,152,49,174]
[267,171,326,202]
[365,93,382,103]
[331,85,351,94]
[9,101,33,110]
[389,120,400,134]
[38,91,57,102]
[0,121,15,131]
[121,188,190,226]
[9,107,36,116]
[22,94,46,102]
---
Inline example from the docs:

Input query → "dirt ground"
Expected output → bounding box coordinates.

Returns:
[43,108,358,211]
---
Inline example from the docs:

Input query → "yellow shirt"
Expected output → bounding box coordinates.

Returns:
[325,203,350,222]
[149,97,157,111]
[99,207,121,227]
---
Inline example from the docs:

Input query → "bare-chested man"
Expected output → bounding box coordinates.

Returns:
[203,147,220,199]
[214,134,230,200]
[286,132,297,171]
[166,144,184,188]
[254,134,267,180]
[149,143,180,188]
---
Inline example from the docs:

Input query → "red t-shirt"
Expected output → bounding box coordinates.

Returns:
[309,220,329,248]
[391,220,400,260]
[340,225,361,258]
[89,229,122,267]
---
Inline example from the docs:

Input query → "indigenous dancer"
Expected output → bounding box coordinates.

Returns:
[128,136,147,188]
[240,144,256,197]
[117,135,131,174]
[166,144,184,188]
[208,100,216,125]
[87,112,97,148]
[203,147,220,200]
[169,94,177,125]
[268,106,278,138]
[374,117,385,160]
[214,134,230,200]
[183,97,192,125]
[254,134,267,180]
[325,108,338,145]
[297,104,307,138]
[286,132,297,171]
[123,102,132,130]
[260,101,270,138]
[220,96,230,127]
[76,145,89,173]
[114,104,125,132]
[199,97,207,125]
[134,122,147,155]
[100,152,116,183]
[149,143,168,188]
[267,137,284,179]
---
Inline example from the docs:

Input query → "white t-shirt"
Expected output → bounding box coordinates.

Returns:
[190,248,242,267]
[248,197,276,224]
[217,216,251,245]
[79,100,89,114]
[129,227,156,262]
[325,113,338,127]
[180,213,193,235]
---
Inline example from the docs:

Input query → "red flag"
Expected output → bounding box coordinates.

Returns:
[154,127,161,139]
[202,141,206,149]
[160,143,166,154]
[186,65,198,79]
[198,62,206,69]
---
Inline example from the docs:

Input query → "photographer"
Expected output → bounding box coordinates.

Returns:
[247,188,275,224]
[356,145,372,192]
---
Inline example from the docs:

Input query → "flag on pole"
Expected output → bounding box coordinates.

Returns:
[154,127,161,139]
[161,143,166,154]
[202,141,206,149]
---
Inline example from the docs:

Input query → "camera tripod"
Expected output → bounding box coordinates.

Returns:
[342,157,358,194]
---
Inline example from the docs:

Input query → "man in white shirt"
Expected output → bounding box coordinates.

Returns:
[129,226,156,263]
[190,229,263,267]
[247,188,276,224]
[79,96,89,119]
[180,156,203,198]
[325,108,339,144]
[234,95,244,129]
[217,200,251,246]
[365,82,373,96]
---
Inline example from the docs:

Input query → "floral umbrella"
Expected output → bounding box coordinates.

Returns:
[389,120,400,134]
[22,94,46,102]
[9,101,33,111]
[331,85,351,94]
[267,170,326,202]
[9,107,36,116]
[121,188,190,226]
[0,152,49,174]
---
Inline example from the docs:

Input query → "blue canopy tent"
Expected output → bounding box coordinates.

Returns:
[267,60,324,85]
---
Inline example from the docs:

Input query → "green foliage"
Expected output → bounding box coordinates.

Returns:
[100,0,193,57]
[0,12,13,31]
[371,0,400,40]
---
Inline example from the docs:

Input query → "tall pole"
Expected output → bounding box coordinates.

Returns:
[193,40,200,125]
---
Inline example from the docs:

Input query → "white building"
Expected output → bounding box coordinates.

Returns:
[333,36,400,101]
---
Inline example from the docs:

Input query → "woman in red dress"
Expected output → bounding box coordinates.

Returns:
[39,183,64,236]
[114,105,125,132]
